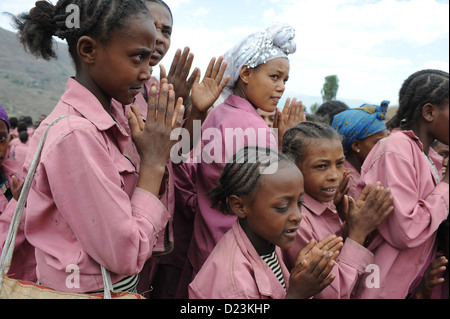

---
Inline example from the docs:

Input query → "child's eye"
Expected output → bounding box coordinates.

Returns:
[297,200,304,207]
[134,54,145,61]
[132,50,151,63]
[271,75,279,80]
[275,206,289,213]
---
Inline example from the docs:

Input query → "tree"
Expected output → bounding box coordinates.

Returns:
[321,75,339,103]
[309,102,320,114]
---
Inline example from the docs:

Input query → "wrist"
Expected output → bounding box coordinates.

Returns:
[190,103,208,120]
[348,231,367,246]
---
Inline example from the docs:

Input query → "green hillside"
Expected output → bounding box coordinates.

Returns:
[0,27,74,122]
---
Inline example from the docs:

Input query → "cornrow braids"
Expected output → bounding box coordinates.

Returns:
[12,0,150,67]
[387,69,449,130]
[282,121,342,165]
[208,146,293,215]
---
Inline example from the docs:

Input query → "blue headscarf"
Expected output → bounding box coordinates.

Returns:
[332,100,389,151]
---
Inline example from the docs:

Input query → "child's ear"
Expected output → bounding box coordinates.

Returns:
[239,66,252,85]
[228,195,248,219]
[422,103,436,123]
[77,36,97,64]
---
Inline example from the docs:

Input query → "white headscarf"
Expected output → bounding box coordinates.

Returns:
[222,22,297,99]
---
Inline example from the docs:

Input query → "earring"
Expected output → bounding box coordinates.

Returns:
[356,149,361,154]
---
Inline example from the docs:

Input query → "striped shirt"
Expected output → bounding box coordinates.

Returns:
[257,244,286,290]
[88,274,140,294]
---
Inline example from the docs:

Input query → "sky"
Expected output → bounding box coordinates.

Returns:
[1,0,449,110]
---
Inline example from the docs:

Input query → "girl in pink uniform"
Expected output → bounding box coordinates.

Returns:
[332,101,390,199]
[353,69,449,299]
[189,146,340,299]
[281,121,393,299]
[179,22,301,297]
[8,0,185,294]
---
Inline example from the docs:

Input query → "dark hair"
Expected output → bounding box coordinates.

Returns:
[9,117,19,129]
[282,121,342,165]
[146,0,173,24]
[19,130,29,143]
[387,69,449,130]
[305,112,329,124]
[315,100,350,125]
[209,146,294,215]
[11,0,151,68]
[17,121,28,133]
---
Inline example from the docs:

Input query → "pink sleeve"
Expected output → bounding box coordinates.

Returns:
[359,151,449,250]
[0,201,37,282]
[41,129,169,275]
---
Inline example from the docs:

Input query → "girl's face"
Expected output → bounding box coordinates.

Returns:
[299,138,345,203]
[244,58,290,113]
[146,2,172,66]
[88,15,156,108]
[0,120,9,166]
[236,164,304,250]
[354,129,388,161]
[432,99,449,145]
[257,109,275,128]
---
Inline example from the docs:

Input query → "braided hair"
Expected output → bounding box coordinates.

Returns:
[387,69,449,130]
[209,146,294,215]
[282,121,342,166]
[11,0,150,67]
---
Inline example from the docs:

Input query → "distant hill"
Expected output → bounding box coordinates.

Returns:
[0,27,74,122]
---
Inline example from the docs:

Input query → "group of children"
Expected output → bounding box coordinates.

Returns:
[0,0,448,299]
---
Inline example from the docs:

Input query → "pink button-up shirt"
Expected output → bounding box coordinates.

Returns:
[7,138,29,167]
[189,220,289,299]
[352,131,449,299]
[22,78,171,293]
[344,160,360,200]
[282,193,374,299]
[187,95,278,276]
[0,200,37,282]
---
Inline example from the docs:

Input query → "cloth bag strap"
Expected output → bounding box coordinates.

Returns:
[0,115,113,299]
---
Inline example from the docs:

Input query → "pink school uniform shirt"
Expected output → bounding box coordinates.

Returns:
[0,201,37,282]
[7,138,29,166]
[187,94,278,276]
[352,131,449,299]
[22,78,170,293]
[282,193,374,299]
[344,160,360,200]
[189,220,289,299]
[0,160,35,282]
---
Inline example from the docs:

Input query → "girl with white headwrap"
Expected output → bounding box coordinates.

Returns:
[178,22,300,298]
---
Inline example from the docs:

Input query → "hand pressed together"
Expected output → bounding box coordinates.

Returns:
[286,235,343,299]
[128,80,184,195]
